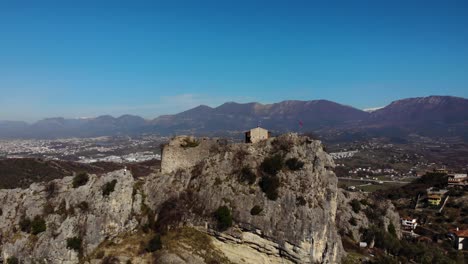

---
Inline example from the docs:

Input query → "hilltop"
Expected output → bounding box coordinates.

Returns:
[0,134,348,263]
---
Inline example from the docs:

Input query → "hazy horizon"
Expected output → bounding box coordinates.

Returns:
[0,94,466,123]
[1,1,468,121]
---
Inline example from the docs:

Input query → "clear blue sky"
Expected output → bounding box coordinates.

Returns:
[1,0,467,121]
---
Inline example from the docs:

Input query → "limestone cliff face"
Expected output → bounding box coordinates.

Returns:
[147,134,344,263]
[0,169,140,263]
[0,134,344,263]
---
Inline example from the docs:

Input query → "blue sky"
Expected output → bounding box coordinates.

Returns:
[1,1,467,121]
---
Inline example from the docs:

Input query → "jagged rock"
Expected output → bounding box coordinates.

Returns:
[0,169,140,263]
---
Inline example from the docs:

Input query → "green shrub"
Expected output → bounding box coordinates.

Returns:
[31,216,46,235]
[72,172,89,188]
[19,217,31,233]
[146,234,162,252]
[259,175,280,200]
[66,236,82,251]
[238,167,256,185]
[181,138,200,148]
[102,179,117,196]
[214,206,233,231]
[6,257,19,264]
[285,158,304,171]
[250,205,263,215]
[350,199,361,213]
[260,154,283,176]
[388,222,397,237]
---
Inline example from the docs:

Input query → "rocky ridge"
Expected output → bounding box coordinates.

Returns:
[0,133,344,263]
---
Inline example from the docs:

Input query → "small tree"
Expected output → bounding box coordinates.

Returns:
[259,175,280,200]
[146,234,162,252]
[215,206,233,231]
[66,236,82,251]
[238,167,256,185]
[388,222,397,237]
[260,154,283,176]
[350,199,361,213]
[250,205,263,215]
[31,216,46,235]
[102,179,117,196]
[72,172,89,188]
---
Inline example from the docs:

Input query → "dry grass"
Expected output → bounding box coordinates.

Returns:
[88,231,154,261]
[161,227,232,264]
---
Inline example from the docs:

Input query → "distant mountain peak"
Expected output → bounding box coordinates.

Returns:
[364,106,384,113]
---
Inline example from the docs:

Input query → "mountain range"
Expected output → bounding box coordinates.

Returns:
[1,95,467,141]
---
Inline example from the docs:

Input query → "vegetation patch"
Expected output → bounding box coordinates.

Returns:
[250,205,263,215]
[214,177,222,186]
[214,206,233,231]
[271,137,294,153]
[31,216,46,235]
[19,215,47,235]
[102,179,118,196]
[146,234,162,252]
[388,222,397,237]
[376,172,448,201]
[260,154,284,176]
[158,227,232,264]
[72,172,89,188]
[181,137,200,149]
[285,157,304,171]
[259,175,280,200]
[237,167,256,185]
[6,257,19,264]
[66,236,82,251]
[154,192,202,234]
[350,199,361,213]
[88,231,155,262]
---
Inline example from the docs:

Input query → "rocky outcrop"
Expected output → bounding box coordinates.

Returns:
[147,134,344,263]
[0,169,140,263]
[336,190,402,242]
[0,134,345,263]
